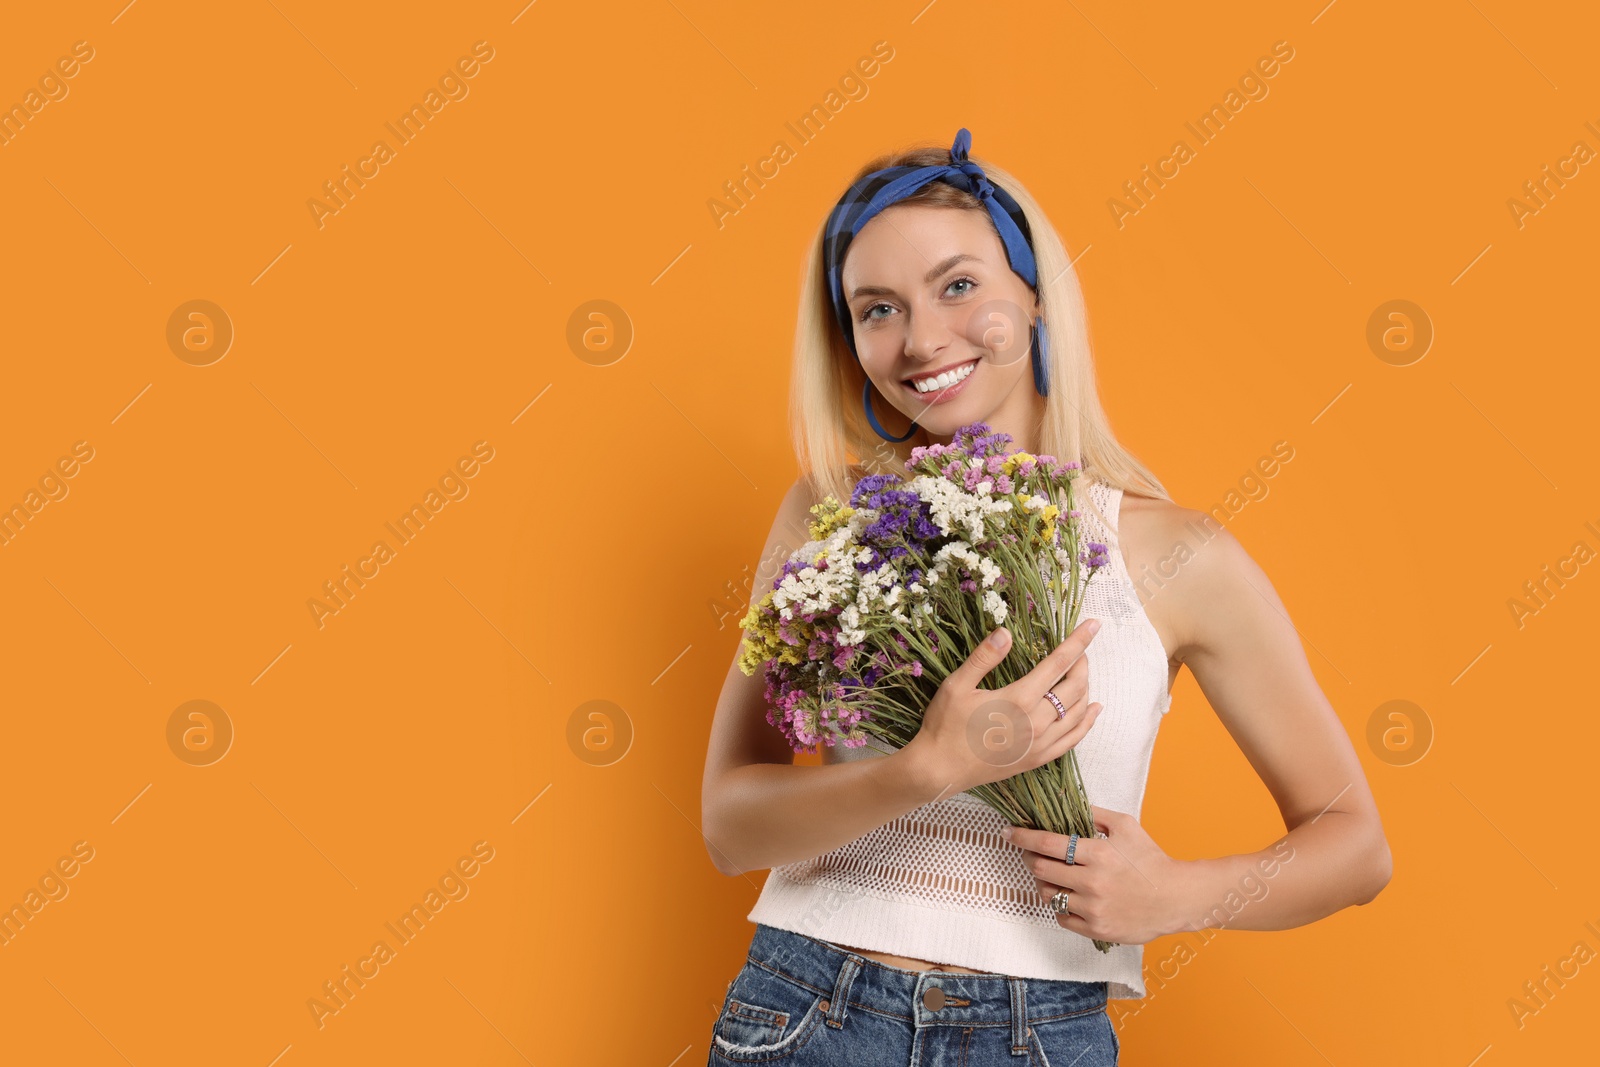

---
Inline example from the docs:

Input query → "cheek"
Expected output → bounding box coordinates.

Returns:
[858,324,902,362]
[968,352,1027,393]
[963,298,1033,358]
[859,343,906,385]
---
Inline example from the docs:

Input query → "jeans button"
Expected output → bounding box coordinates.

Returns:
[923,986,946,1011]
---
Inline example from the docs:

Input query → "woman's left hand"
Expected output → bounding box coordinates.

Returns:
[1003,804,1192,946]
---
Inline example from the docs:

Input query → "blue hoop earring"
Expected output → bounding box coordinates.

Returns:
[1030,316,1051,397]
[862,378,918,442]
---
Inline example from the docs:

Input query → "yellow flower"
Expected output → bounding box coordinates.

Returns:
[808,500,855,541]
[738,592,773,631]
[1001,452,1037,477]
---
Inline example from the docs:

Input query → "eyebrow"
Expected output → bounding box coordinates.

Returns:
[848,254,983,301]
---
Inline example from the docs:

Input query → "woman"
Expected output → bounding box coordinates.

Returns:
[700,128,1391,1065]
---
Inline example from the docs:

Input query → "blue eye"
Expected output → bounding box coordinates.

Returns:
[856,277,978,324]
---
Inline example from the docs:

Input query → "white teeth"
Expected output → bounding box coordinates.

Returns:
[911,361,976,393]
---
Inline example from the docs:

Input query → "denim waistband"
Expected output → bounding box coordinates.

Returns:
[746,924,1109,1050]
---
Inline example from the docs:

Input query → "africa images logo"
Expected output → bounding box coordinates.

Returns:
[307,441,495,629]
[307,841,495,1029]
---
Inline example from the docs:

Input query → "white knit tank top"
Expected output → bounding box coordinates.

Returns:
[745,479,1173,999]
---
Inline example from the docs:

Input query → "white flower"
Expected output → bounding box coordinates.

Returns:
[908,474,1014,543]
[931,541,979,577]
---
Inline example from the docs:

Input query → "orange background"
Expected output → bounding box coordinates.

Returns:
[2,2,1596,1064]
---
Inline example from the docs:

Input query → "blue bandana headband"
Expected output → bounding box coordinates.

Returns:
[822,127,1050,441]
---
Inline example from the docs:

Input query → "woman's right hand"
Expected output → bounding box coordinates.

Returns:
[900,619,1103,799]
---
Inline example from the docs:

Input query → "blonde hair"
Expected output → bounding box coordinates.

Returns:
[789,136,1170,527]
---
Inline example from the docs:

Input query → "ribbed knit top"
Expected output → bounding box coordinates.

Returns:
[745,479,1173,999]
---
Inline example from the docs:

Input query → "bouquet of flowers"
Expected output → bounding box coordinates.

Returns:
[736,422,1116,951]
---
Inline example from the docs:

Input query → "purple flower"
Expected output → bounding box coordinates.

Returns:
[844,471,945,573]
[849,473,902,507]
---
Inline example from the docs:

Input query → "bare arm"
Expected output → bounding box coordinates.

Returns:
[701,651,958,876]
[1163,521,1393,932]
[1010,515,1392,944]
[699,472,951,876]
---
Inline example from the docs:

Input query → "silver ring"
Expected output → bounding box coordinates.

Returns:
[1042,690,1067,720]
[1050,889,1071,916]
[1064,834,1079,865]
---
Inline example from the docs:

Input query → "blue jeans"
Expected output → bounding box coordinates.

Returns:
[708,924,1120,1066]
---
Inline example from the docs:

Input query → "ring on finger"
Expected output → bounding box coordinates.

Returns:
[1042,690,1067,720]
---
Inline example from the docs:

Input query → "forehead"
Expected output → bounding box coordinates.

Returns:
[840,204,1002,287]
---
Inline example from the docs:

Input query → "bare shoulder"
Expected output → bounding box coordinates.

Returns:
[1116,489,1268,666]
[767,476,823,555]
[756,469,854,587]
[1116,489,1198,553]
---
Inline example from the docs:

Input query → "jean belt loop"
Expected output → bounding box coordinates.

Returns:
[1008,976,1030,1054]
[825,953,864,1030]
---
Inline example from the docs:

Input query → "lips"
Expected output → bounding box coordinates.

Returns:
[904,358,979,389]
[901,358,979,405]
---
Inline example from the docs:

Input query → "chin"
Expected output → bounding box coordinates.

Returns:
[903,408,984,441]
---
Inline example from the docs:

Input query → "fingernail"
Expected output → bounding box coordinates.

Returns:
[989,627,1009,648]
[1087,619,1102,635]
[1000,826,1014,840]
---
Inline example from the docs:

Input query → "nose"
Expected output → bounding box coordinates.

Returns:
[903,301,955,362]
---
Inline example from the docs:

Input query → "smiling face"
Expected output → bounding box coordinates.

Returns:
[841,202,1045,449]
